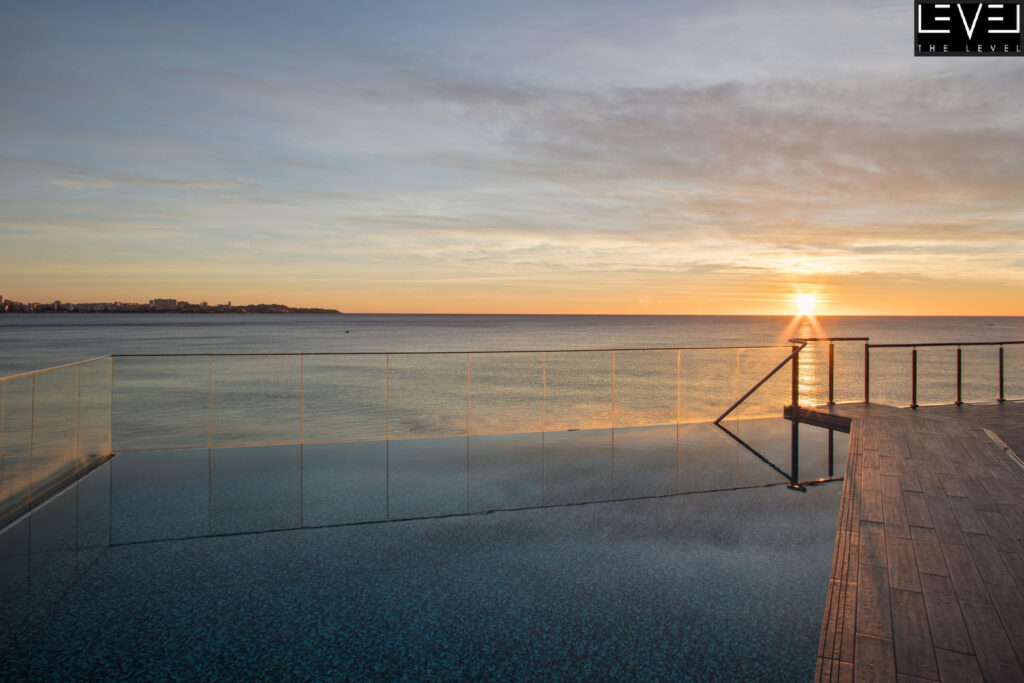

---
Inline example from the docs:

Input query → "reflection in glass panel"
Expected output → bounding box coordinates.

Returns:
[916,347,957,406]
[210,445,301,535]
[111,450,210,544]
[869,348,912,407]
[544,352,612,431]
[1006,345,1024,401]
[388,355,467,438]
[28,486,78,615]
[796,426,850,482]
[212,356,300,447]
[302,442,387,526]
[795,341,829,408]
[0,515,30,643]
[542,428,612,506]
[30,366,78,500]
[613,351,677,428]
[679,348,739,424]
[0,376,33,520]
[834,342,866,404]
[389,436,467,519]
[961,346,999,404]
[735,347,790,420]
[78,358,112,461]
[612,425,677,499]
[0,461,115,646]
[676,423,740,493]
[302,355,387,444]
[467,432,543,513]
[726,418,848,486]
[468,353,542,436]
[76,460,111,568]
[113,356,209,451]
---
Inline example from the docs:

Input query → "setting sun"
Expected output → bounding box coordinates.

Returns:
[797,293,817,316]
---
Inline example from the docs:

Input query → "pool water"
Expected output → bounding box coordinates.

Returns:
[0,419,845,680]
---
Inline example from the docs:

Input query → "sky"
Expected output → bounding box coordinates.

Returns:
[1,0,1022,315]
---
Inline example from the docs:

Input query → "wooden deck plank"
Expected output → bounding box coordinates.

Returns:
[880,456,900,478]
[939,473,966,499]
[883,496,913,540]
[887,536,921,592]
[890,589,939,681]
[918,573,972,654]
[857,563,892,639]
[962,533,1015,587]
[998,503,1024,542]
[909,526,947,577]
[976,509,1024,553]
[941,543,992,604]
[1000,550,1024,587]
[986,582,1024,667]
[814,402,1024,683]
[947,496,986,535]
[898,460,923,493]
[958,599,1024,681]
[860,521,888,568]
[903,491,933,529]
[854,633,897,683]
[933,648,983,683]
[881,475,902,501]
[923,494,966,547]
[960,476,1000,513]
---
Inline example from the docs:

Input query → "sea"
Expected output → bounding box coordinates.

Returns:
[1,313,1021,452]
[1,313,1021,377]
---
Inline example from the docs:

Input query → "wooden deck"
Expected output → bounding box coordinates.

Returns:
[813,402,1024,682]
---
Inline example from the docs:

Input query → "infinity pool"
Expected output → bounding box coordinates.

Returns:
[1,419,845,680]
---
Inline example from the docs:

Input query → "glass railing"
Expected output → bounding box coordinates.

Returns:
[110,347,801,452]
[89,345,854,537]
[0,356,113,528]
[4,338,1018,535]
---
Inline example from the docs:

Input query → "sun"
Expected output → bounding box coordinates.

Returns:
[797,293,817,316]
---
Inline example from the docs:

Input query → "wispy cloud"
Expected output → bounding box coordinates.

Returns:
[0,0,1021,313]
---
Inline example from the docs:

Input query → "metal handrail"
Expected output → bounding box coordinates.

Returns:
[0,355,113,382]
[715,337,870,424]
[868,340,1024,348]
[108,344,788,358]
[867,339,1023,406]
[714,339,806,425]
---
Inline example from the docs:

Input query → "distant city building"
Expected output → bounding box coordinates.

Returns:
[150,298,177,312]
[0,297,339,315]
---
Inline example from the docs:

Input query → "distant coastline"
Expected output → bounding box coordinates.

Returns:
[0,297,341,315]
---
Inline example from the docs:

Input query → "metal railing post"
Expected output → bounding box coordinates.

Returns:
[828,342,835,405]
[791,343,800,419]
[955,346,962,406]
[864,343,870,403]
[207,355,213,449]
[999,346,1005,403]
[29,374,35,505]
[827,428,834,478]
[108,356,114,455]
[911,348,918,409]
[76,364,82,467]
[299,354,304,444]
